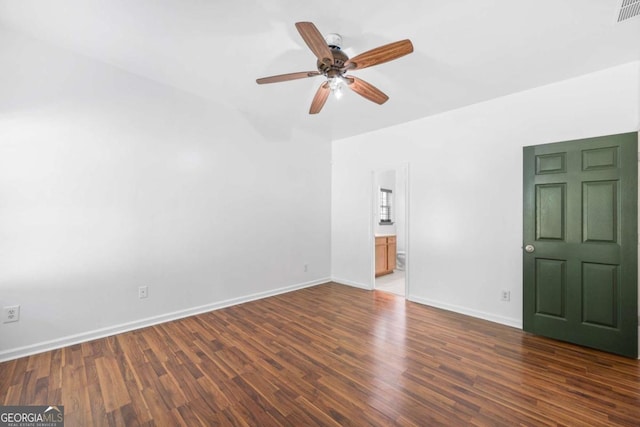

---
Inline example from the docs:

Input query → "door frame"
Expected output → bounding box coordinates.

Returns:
[370,163,410,296]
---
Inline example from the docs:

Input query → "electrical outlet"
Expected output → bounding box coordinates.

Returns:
[304,263,308,272]
[501,290,511,302]
[2,305,20,323]
[138,286,148,299]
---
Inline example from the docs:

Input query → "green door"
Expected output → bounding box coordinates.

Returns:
[523,132,638,358]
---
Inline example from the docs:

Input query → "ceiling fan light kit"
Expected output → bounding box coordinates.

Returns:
[256,22,414,114]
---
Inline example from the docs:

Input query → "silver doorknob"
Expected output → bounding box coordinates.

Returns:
[524,244,535,253]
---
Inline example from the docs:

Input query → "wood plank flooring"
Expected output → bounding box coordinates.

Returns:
[1,282,640,426]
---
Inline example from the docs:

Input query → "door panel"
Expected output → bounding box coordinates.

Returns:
[536,152,566,174]
[582,146,618,171]
[535,258,566,318]
[582,181,617,243]
[536,184,566,240]
[523,132,637,358]
[582,262,618,328]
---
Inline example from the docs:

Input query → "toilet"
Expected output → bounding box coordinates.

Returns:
[396,251,406,271]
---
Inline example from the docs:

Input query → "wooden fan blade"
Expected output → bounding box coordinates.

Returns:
[295,22,333,65]
[309,82,330,114]
[345,76,389,105]
[345,39,413,71]
[256,71,321,84]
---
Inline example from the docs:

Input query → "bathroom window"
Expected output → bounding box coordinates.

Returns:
[380,188,393,225]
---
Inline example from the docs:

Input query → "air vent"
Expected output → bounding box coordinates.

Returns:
[617,0,640,22]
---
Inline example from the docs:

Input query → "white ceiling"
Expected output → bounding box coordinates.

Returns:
[1,0,639,140]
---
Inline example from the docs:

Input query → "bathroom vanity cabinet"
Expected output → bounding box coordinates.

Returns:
[375,235,396,277]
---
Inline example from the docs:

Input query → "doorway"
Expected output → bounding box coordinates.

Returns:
[372,165,409,297]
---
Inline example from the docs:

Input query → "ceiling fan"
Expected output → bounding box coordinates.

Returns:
[256,22,414,114]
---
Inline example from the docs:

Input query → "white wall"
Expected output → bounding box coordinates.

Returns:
[332,61,640,328]
[0,28,332,360]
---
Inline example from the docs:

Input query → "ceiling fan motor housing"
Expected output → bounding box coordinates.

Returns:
[317,47,349,78]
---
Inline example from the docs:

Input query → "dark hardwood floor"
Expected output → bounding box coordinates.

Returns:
[1,282,639,426]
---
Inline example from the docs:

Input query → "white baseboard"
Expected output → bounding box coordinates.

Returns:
[0,277,330,363]
[331,277,372,290]
[408,295,523,329]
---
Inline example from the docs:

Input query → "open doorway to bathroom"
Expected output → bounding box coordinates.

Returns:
[373,165,408,297]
